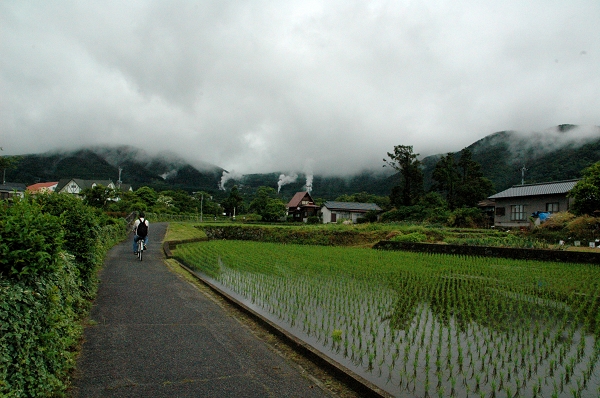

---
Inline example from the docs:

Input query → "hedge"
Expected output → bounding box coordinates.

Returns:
[0,196,127,397]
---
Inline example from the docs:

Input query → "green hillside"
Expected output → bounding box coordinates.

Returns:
[3,125,600,199]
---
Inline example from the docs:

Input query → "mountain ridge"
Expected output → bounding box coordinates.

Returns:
[4,124,600,199]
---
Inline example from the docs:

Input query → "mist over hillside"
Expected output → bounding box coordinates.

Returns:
[4,125,600,199]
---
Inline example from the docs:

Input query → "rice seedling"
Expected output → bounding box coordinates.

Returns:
[173,240,600,397]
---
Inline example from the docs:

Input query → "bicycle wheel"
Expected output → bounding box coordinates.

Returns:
[138,240,143,261]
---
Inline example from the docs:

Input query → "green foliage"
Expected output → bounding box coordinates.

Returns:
[134,186,159,208]
[35,194,102,297]
[248,187,286,221]
[221,185,246,216]
[446,207,487,228]
[384,145,424,206]
[432,153,460,207]
[390,232,428,243]
[569,161,600,215]
[0,194,126,397]
[0,198,64,281]
[0,254,85,397]
[82,184,117,209]
[431,148,495,209]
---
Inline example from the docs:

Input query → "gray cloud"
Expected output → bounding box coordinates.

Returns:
[1,0,599,175]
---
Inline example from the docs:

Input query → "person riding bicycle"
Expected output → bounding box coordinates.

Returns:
[133,212,149,255]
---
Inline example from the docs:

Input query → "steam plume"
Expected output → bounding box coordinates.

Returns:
[277,173,298,193]
[303,159,314,194]
[218,170,243,190]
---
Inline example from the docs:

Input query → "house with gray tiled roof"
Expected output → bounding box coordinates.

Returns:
[321,201,382,224]
[488,179,579,228]
[0,182,26,200]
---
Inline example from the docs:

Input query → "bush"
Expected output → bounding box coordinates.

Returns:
[0,198,64,281]
[0,195,128,397]
[446,207,486,228]
[306,216,321,224]
[390,232,428,243]
[35,194,102,297]
[0,254,85,397]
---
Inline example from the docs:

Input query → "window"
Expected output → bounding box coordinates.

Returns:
[546,202,559,213]
[511,205,525,221]
[495,207,505,216]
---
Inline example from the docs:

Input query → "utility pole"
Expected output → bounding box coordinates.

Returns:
[200,193,203,223]
[521,165,528,185]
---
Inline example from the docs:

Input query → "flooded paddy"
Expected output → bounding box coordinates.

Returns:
[174,240,600,397]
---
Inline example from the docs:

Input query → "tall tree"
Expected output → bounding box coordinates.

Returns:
[432,153,460,208]
[455,148,495,208]
[249,186,285,221]
[569,161,600,215]
[384,145,423,206]
[221,185,245,216]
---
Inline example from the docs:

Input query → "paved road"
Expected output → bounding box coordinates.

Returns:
[72,222,330,398]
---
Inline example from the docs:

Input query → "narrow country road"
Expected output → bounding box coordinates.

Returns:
[72,222,330,397]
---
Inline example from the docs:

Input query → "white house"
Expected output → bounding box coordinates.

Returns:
[321,201,382,224]
[55,179,115,195]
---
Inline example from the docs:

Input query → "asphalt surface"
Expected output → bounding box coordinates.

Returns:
[72,222,330,398]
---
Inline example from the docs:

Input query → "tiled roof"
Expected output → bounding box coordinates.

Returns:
[27,182,58,192]
[323,201,382,212]
[489,179,579,199]
[0,183,27,192]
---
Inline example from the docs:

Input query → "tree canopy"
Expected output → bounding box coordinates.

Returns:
[384,145,424,207]
[569,161,600,215]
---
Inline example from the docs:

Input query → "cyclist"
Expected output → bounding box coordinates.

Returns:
[133,212,149,255]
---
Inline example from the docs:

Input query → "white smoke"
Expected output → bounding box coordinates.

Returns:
[303,159,315,194]
[218,170,243,191]
[305,174,313,194]
[277,173,298,193]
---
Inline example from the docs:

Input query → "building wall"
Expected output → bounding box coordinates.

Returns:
[493,194,573,228]
[321,208,366,224]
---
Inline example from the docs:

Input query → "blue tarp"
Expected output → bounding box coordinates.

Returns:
[531,211,551,221]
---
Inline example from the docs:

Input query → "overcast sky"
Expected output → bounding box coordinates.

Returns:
[1,1,599,175]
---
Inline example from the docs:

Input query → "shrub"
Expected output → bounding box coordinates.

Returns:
[390,232,428,243]
[446,207,486,228]
[566,215,600,242]
[34,194,102,297]
[0,198,64,281]
[539,211,575,231]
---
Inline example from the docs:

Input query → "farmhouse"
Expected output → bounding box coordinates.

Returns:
[286,191,319,222]
[0,182,26,200]
[55,179,115,196]
[488,179,579,228]
[321,201,381,224]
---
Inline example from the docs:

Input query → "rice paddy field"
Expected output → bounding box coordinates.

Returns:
[173,240,600,397]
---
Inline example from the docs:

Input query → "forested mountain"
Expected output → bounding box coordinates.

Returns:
[4,125,600,200]
[421,124,600,192]
[5,146,225,193]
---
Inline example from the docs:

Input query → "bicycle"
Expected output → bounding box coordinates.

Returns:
[137,237,145,261]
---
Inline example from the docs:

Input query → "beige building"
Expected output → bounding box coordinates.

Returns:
[488,180,579,228]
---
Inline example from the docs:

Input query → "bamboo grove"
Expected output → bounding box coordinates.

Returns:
[174,241,600,397]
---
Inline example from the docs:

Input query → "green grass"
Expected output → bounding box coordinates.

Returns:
[164,222,207,241]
